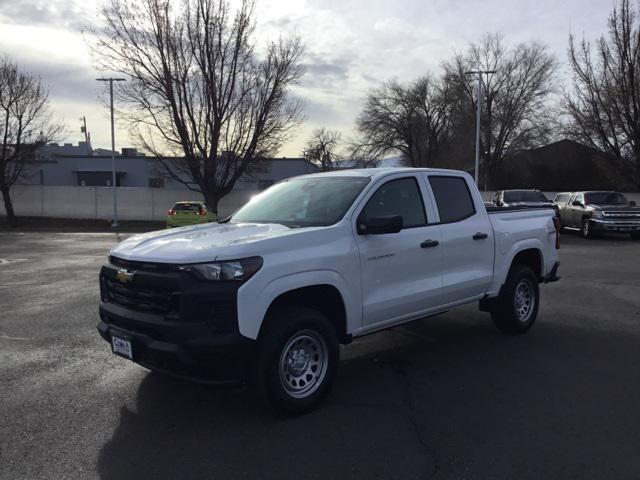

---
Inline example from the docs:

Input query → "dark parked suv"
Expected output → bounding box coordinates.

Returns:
[558,191,640,239]
[490,189,559,217]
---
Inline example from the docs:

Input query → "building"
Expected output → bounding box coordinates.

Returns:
[494,139,637,192]
[21,142,319,191]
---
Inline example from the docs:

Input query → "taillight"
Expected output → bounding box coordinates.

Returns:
[168,209,175,215]
[553,217,560,249]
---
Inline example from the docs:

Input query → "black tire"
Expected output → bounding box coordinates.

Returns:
[631,232,640,240]
[491,265,540,334]
[254,306,339,415]
[582,218,594,239]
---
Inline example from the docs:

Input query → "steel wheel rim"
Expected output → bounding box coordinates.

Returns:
[583,221,589,237]
[514,279,535,322]
[279,329,328,399]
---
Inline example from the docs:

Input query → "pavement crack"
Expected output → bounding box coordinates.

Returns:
[387,358,440,480]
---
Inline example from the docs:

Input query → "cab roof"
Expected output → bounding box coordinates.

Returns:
[296,167,469,181]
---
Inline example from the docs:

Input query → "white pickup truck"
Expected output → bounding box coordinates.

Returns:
[98,168,560,413]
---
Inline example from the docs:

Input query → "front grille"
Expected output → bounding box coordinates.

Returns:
[104,277,180,314]
[110,256,182,273]
[603,211,640,220]
[208,302,236,333]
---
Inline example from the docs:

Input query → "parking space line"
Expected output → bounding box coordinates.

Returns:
[0,335,32,341]
[0,258,28,266]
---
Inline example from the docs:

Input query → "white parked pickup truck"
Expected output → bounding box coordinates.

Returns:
[98,168,560,413]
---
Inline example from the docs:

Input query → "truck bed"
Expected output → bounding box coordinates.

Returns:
[485,205,559,296]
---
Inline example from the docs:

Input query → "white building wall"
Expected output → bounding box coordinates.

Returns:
[3,186,639,222]
[3,185,258,221]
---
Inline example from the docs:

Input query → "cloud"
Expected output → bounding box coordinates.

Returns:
[301,53,353,92]
[373,17,412,36]
[0,0,618,158]
[0,0,91,31]
[20,60,100,102]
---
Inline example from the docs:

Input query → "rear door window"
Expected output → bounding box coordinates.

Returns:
[503,191,548,202]
[428,176,476,223]
[173,203,202,212]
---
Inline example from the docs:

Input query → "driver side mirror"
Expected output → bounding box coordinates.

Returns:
[357,215,403,235]
[572,200,583,207]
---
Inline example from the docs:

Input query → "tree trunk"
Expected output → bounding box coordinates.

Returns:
[1,185,17,227]
[203,191,219,219]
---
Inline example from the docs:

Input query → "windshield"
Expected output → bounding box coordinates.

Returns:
[585,192,629,205]
[503,190,549,203]
[231,176,370,227]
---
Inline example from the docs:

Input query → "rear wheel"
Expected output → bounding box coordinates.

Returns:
[255,306,339,414]
[491,265,540,334]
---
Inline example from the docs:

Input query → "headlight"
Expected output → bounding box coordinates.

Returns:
[181,257,263,281]
[591,210,604,219]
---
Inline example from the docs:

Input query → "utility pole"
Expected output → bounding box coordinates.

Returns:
[80,116,88,143]
[465,69,496,187]
[96,77,125,227]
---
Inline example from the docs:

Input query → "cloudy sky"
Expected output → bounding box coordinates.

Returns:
[0,0,613,157]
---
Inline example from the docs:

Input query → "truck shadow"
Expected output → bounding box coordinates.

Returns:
[560,230,639,243]
[96,310,640,479]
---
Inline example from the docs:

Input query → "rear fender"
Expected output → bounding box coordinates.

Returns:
[486,239,545,296]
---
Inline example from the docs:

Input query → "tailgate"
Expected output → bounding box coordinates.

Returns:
[173,210,202,223]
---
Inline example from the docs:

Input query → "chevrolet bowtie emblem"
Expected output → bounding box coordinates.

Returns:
[116,269,135,283]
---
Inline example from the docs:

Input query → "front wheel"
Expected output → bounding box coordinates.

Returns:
[582,218,594,239]
[254,307,339,414]
[491,265,540,334]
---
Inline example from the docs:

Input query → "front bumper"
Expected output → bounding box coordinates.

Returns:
[589,219,640,232]
[98,262,256,386]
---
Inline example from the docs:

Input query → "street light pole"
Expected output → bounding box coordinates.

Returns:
[465,69,496,187]
[96,77,125,227]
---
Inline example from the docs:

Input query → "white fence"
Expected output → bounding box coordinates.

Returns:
[2,185,640,222]
[1,185,258,221]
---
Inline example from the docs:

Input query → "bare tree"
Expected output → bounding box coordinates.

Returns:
[91,0,304,214]
[444,34,557,187]
[565,0,640,187]
[351,74,453,167]
[0,56,60,227]
[304,127,341,171]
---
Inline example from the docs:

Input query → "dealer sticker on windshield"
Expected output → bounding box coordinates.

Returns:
[111,335,133,360]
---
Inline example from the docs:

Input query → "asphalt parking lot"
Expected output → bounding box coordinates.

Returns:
[1,231,640,479]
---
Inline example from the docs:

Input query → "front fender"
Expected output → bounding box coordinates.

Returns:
[236,269,360,340]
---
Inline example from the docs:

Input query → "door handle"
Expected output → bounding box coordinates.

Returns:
[420,239,439,248]
[473,232,488,240]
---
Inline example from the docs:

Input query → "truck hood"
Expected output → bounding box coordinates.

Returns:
[110,222,295,263]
